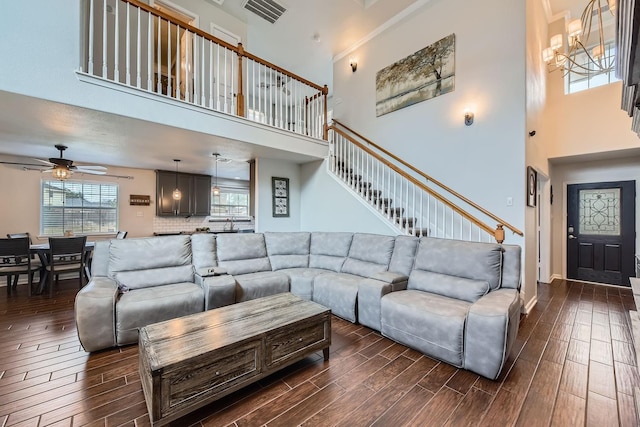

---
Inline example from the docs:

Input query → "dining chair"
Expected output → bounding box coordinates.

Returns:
[7,232,41,288]
[116,231,128,239]
[45,236,87,298]
[0,237,32,296]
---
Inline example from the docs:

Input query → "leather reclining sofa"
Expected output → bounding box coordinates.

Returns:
[75,231,521,379]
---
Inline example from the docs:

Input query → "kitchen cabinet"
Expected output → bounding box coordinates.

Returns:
[156,171,211,217]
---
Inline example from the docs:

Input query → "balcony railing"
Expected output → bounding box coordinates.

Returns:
[81,0,328,140]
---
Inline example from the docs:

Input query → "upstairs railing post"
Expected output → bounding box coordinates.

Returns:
[322,85,328,140]
[237,43,245,117]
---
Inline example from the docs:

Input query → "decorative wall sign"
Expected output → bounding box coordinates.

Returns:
[130,194,151,206]
[527,167,537,207]
[272,177,289,217]
[376,33,455,117]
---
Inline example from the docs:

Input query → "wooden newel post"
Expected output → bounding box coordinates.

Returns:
[322,85,329,140]
[494,224,505,244]
[236,43,245,117]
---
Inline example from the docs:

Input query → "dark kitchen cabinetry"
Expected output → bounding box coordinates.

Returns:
[156,171,211,217]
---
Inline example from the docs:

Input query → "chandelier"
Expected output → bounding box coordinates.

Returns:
[542,0,617,76]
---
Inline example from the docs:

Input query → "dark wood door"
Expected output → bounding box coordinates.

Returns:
[567,181,635,286]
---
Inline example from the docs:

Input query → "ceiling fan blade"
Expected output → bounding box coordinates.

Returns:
[34,158,54,166]
[0,161,50,167]
[76,168,106,175]
[75,165,107,171]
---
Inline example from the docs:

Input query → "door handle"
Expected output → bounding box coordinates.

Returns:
[568,235,577,240]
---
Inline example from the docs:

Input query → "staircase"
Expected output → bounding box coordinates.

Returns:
[328,121,523,244]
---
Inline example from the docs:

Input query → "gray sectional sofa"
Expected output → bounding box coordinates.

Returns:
[75,231,521,379]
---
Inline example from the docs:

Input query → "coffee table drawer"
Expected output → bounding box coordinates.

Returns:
[163,340,261,416]
[266,314,330,367]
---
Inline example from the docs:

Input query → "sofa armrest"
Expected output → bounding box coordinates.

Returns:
[75,277,119,352]
[195,274,236,310]
[195,266,228,277]
[358,273,408,331]
[369,271,408,290]
[464,288,521,380]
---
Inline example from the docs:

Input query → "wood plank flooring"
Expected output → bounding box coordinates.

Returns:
[1,279,638,426]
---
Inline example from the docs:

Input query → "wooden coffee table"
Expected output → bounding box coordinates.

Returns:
[138,293,331,426]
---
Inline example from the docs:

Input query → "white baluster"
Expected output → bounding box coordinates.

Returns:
[175,25,180,99]
[148,12,153,91]
[209,41,213,107]
[136,7,141,88]
[125,5,130,85]
[88,0,94,74]
[102,0,108,77]
[114,0,119,81]
[167,22,171,97]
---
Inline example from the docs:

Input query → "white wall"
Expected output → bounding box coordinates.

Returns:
[332,0,527,232]
[300,160,398,234]
[524,0,551,309]
[254,157,301,232]
[549,156,640,280]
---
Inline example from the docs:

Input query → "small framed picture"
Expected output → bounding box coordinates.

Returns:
[272,177,290,217]
[527,166,537,207]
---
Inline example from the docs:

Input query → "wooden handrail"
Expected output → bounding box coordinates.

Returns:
[330,127,499,239]
[332,120,524,237]
[122,0,325,92]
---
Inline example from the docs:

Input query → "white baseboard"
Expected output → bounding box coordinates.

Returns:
[549,274,562,283]
[522,295,538,314]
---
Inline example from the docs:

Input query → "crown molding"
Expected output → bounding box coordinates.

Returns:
[333,0,433,63]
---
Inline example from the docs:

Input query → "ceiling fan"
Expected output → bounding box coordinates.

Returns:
[0,144,107,179]
[257,74,291,95]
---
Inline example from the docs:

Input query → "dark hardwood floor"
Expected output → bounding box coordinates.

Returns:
[1,279,638,426]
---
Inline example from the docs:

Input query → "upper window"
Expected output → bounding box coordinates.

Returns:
[41,180,119,236]
[566,42,619,94]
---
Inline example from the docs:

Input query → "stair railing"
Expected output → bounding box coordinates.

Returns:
[328,123,523,243]
[80,0,328,140]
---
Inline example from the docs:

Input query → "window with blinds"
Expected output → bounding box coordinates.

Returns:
[41,180,119,236]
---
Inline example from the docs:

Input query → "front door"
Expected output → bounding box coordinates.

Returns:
[567,181,636,286]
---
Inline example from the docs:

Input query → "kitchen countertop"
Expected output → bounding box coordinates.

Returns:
[153,230,253,236]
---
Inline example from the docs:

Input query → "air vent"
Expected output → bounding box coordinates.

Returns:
[243,0,286,24]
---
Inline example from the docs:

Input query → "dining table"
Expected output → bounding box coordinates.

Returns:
[29,241,95,295]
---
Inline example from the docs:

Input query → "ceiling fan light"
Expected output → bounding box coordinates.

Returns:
[52,166,70,180]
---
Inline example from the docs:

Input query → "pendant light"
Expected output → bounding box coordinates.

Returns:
[172,159,182,200]
[212,153,220,196]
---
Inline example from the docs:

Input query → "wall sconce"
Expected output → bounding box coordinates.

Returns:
[349,57,357,72]
[464,111,474,126]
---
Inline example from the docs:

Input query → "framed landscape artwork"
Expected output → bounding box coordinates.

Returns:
[272,177,290,217]
[376,34,455,117]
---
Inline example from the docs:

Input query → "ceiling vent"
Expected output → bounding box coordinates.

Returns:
[243,0,286,24]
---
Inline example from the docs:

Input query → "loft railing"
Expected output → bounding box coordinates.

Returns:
[81,0,328,140]
[329,121,523,243]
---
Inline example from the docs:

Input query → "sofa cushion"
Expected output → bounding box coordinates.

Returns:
[388,236,419,276]
[413,237,503,290]
[309,232,353,272]
[190,233,217,269]
[216,234,271,275]
[108,235,192,279]
[234,271,290,302]
[313,273,361,323]
[265,232,310,270]
[278,268,331,300]
[115,282,204,346]
[90,240,111,278]
[381,290,470,367]
[342,233,394,277]
[115,265,195,292]
[408,270,489,303]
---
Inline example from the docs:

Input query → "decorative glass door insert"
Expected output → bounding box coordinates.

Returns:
[578,188,620,236]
